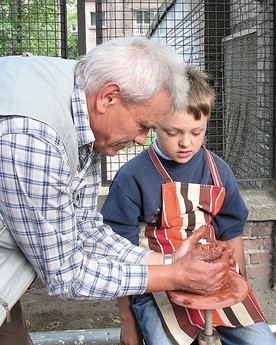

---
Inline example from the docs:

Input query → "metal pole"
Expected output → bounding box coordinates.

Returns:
[30,327,120,345]
[59,0,68,58]
[77,0,86,55]
[198,310,222,345]
[205,309,213,336]
[95,0,103,45]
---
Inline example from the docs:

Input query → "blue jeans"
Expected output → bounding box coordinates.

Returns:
[132,293,276,345]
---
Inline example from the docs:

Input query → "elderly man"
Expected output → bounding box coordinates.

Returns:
[0,37,228,344]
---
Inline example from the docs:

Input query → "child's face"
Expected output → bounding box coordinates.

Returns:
[155,110,207,163]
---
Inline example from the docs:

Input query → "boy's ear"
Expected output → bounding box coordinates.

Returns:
[96,82,121,113]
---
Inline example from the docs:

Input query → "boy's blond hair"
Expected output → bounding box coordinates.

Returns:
[185,65,215,120]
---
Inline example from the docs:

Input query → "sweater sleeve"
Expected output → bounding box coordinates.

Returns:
[102,177,142,246]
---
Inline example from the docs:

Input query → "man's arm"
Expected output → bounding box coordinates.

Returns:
[0,120,228,300]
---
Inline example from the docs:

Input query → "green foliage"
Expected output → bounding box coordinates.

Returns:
[67,0,78,59]
[0,0,59,56]
[0,0,78,58]
[67,31,78,59]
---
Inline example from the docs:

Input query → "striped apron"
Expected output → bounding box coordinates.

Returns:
[139,145,265,345]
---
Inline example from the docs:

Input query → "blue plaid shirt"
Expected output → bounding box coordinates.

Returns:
[0,85,149,300]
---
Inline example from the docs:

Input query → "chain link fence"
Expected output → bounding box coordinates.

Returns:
[87,0,275,189]
[0,0,68,57]
[0,0,275,189]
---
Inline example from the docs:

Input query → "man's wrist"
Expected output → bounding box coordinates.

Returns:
[164,254,173,265]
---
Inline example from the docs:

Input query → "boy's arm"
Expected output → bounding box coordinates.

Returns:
[117,296,144,345]
[226,235,247,279]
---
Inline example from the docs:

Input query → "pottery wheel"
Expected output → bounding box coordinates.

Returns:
[168,272,248,310]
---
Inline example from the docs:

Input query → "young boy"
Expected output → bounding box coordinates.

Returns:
[101,66,276,345]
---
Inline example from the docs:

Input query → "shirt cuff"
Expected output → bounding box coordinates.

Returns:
[164,254,173,265]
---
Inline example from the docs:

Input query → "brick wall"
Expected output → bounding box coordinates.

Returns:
[243,220,275,291]
[241,189,276,293]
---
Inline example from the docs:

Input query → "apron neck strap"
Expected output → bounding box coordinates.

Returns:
[148,145,224,187]
[202,146,224,187]
[148,145,173,183]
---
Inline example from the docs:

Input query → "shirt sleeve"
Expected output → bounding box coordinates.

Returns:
[0,118,149,301]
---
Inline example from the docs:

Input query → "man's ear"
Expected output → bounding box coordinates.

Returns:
[96,82,121,113]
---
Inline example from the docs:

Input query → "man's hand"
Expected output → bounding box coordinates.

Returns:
[170,246,229,295]
[173,225,235,267]
[170,225,234,295]
[145,226,233,295]
[172,225,209,261]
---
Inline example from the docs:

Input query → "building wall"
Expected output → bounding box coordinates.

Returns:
[242,190,276,292]
[85,0,96,52]
[223,0,273,183]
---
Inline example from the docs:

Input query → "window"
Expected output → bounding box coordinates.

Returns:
[144,11,150,24]
[90,11,105,27]
[90,12,96,26]
[135,10,151,24]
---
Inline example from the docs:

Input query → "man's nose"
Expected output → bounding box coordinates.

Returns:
[134,130,149,146]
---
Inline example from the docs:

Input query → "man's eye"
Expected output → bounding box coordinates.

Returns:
[138,125,150,135]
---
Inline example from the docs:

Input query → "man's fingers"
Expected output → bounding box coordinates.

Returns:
[193,245,223,262]
[187,225,208,244]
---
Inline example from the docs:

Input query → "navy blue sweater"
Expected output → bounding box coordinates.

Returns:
[102,147,248,246]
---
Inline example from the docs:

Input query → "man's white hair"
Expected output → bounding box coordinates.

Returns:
[75,37,189,110]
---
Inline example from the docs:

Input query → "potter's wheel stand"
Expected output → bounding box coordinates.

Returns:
[168,272,248,345]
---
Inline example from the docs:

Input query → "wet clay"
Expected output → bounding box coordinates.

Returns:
[168,272,248,310]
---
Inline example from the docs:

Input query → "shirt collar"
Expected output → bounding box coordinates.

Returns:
[152,137,173,160]
[72,84,95,148]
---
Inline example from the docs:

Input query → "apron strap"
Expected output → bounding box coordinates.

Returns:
[202,146,224,187]
[147,145,172,183]
[148,144,224,187]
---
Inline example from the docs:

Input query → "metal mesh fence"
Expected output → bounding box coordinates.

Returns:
[0,0,275,189]
[87,0,275,189]
[0,0,67,57]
